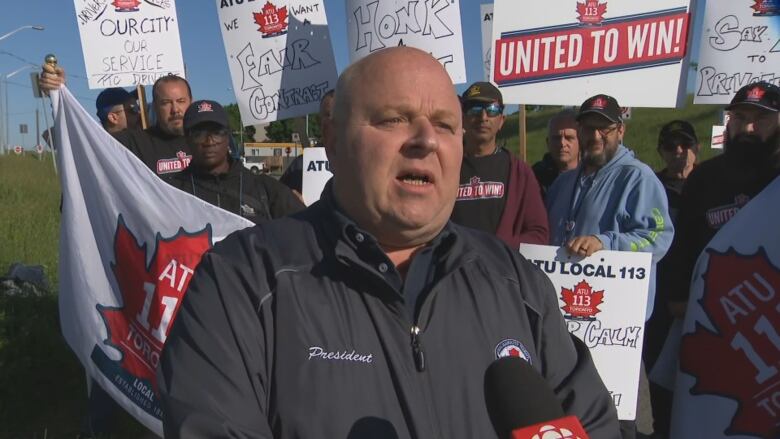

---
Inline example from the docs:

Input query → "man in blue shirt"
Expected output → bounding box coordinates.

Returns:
[546,94,674,439]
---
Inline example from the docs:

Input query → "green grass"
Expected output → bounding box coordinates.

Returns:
[0,153,148,438]
[499,95,723,170]
[0,153,61,289]
[0,96,720,436]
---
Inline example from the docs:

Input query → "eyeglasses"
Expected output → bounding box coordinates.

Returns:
[578,123,620,137]
[190,127,229,142]
[464,102,504,117]
[660,141,695,152]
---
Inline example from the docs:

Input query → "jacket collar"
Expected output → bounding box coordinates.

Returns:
[315,181,460,270]
[184,158,241,180]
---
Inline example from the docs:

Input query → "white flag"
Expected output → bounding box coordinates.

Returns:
[52,87,253,435]
[671,176,780,439]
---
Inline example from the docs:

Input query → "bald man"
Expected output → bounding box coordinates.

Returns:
[158,47,620,439]
[533,109,580,196]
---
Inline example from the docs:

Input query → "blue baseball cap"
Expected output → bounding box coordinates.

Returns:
[96,88,135,121]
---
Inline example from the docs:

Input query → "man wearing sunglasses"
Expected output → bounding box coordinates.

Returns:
[655,120,700,222]
[546,94,674,438]
[663,82,780,321]
[451,81,548,247]
[165,100,304,223]
[643,120,700,437]
[95,87,140,134]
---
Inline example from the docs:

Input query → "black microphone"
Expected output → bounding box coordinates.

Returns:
[484,357,589,439]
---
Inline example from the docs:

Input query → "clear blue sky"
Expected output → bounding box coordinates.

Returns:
[0,0,705,149]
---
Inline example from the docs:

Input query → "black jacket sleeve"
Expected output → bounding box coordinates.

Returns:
[158,240,275,438]
[260,174,305,218]
[514,254,621,438]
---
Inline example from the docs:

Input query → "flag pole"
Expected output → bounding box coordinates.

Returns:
[43,53,58,174]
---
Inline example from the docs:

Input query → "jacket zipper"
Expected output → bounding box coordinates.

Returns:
[410,325,425,372]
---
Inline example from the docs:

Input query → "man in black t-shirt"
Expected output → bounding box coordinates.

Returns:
[114,75,194,176]
[40,65,193,177]
[664,82,780,319]
[450,82,548,247]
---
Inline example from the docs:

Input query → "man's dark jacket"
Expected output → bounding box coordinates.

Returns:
[158,187,620,438]
[165,160,304,223]
[532,153,560,197]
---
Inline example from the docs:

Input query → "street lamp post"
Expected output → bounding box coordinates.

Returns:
[0,25,44,43]
[0,25,44,154]
[0,80,5,155]
[3,65,36,154]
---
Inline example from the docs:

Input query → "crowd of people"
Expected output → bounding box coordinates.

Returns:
[38,47,780,439]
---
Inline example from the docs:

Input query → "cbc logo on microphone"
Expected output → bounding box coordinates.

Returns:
[531,424,583,439]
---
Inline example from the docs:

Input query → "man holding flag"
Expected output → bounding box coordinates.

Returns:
[45,71,254,435]
[40,64,194,177]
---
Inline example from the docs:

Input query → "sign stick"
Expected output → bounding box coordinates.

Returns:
[137,85,148,130]
[519,105,527,161]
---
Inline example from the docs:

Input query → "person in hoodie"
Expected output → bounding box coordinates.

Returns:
[166,100,304,222]
[450,81,548,247]
[546,94,674,439]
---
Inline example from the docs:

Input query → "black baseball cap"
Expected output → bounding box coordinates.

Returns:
[577,94,622,123]
[184,100,229,131]
[96,87,134,120]
[726,82,780,112]
[659,120,698,145]
[462,81,503,106]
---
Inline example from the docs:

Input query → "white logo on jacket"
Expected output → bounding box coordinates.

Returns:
[308,346,373,364]
[495,338,532,363]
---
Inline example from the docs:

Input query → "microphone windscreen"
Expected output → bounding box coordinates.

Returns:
[484,357,565,438]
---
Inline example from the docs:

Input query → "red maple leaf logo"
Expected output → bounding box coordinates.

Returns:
[576,1,607,25]
[747,86,767,102]
[253,1,289,37]
[561,280,604,319]
[113,0,140,11]
[752,0,780,14]
[680,248,780,438]
[98,217,212,389]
